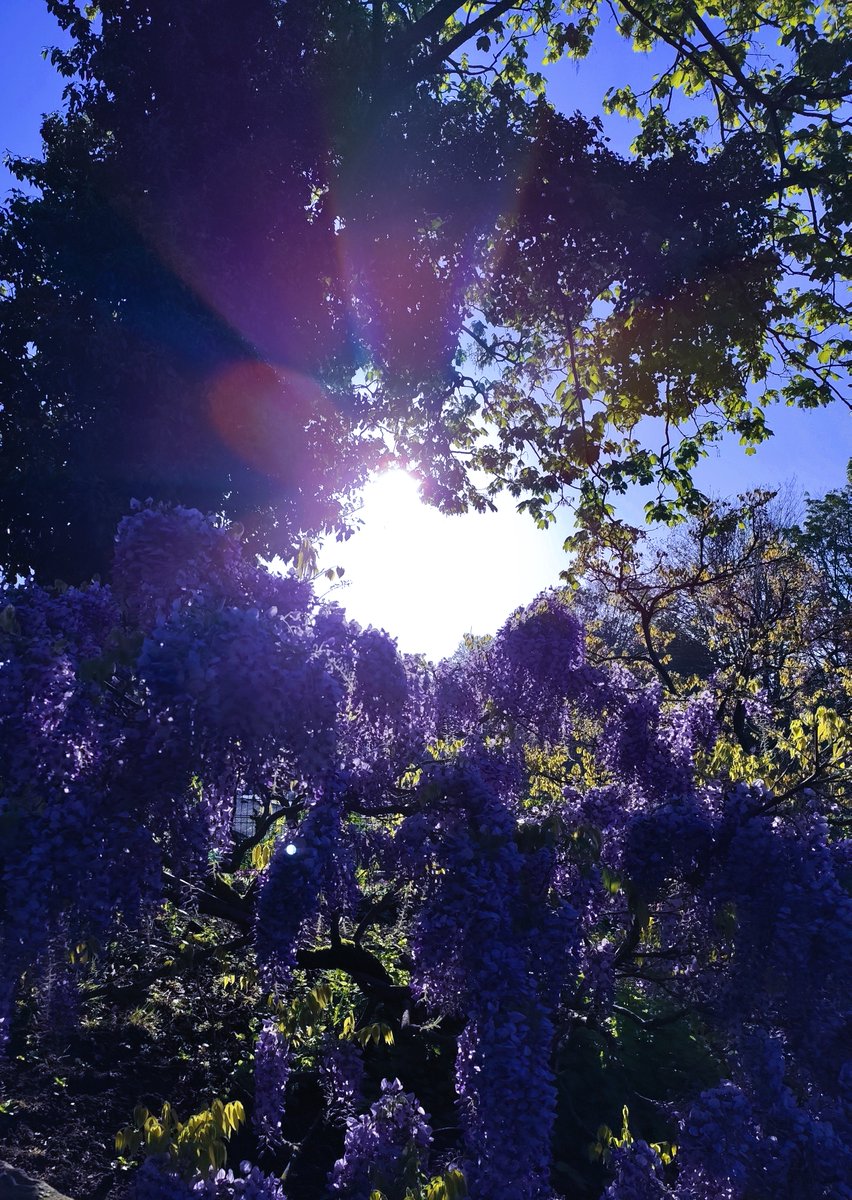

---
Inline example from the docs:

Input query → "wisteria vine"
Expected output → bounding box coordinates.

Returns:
[0,504,848,1200]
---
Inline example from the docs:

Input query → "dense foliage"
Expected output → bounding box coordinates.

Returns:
[1,505,849,1199]
[570,482,852,798]
[792,463,852,613]
[1,0,849,580]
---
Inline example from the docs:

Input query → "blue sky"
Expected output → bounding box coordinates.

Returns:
[1,3,849,656]
[0,1,71,195]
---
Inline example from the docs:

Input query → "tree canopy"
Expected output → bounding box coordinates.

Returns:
[1,0,848,581]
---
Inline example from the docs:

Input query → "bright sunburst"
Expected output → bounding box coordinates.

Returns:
[319,470,571,661]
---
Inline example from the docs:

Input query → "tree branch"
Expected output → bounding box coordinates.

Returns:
[397,0,521,85]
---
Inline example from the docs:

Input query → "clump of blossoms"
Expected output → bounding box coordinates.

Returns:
[133,1159,287,1199]
[603,1141,671,1200]
[320,1038,365,1121]
[253,1021,291,1148]
[0,507,849,1200]
[328,1078,432,1199]
[404,761,570,1200]
[488,591,586,742]
[254,793,347,994]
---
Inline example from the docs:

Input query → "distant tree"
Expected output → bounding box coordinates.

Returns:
[792,461,852,612]
[571,487,852,801]
[0,1,848,581]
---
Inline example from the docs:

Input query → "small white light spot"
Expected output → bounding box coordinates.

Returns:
[285,843,298,856]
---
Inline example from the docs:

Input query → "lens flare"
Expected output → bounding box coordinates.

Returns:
[207,360,329,480]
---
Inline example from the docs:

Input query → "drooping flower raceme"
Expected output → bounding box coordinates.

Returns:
[253,1021,291,1148]
[328,1077,432,1200]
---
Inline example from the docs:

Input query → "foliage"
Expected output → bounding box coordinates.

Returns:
[570,487,852,803]
[115,1098,248,1174]
[1,505,849,1199]
[1,1,848,580]
[792,459,852,611]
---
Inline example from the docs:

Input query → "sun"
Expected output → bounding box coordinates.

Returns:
[364,468,424,517]
[319,470,570,661]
